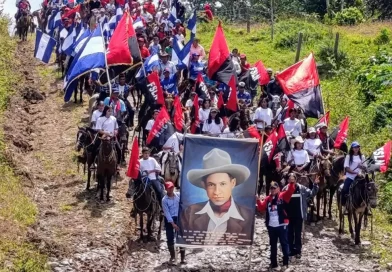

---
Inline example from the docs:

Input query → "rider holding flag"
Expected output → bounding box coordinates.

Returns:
[15,0,31,21]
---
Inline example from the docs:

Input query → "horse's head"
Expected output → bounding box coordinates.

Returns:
[167,152,179,175]
[320,156,332,178]
[76,127,87,151]
[270,95,281,112]
[366,175,378,209]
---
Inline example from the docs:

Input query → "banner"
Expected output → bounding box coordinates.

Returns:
[177,135,259,247]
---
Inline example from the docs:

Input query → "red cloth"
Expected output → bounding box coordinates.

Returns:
[19,1,29,10]
[143,2,156,15]
[210,198,231,213]
[126,137,140,179]
[157,31,165,41]
[205,9,213,21]
[241,62,250,74]
[109,97,121,112]
[226,75,238,112]
[139,46,150,58]
[190,94,200,134]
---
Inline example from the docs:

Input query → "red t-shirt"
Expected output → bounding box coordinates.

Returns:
[241,62,250,74]
[140,46,150,58]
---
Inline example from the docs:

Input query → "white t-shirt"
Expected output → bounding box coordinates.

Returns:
[139,157,161,180]
[145,119,155,131]
[185,99,193,108]
[163,132,183,153]
[91,109,103,128]
[253,107,273,129]
[95,116,118,136]
[304,138,322,159]
[287,149,310,165]
[268,203,280,227]
[203,119,224,135]
[344,154,365,180]
[283,118,302,137]
[219,127,236,138]
[199,108,210,124]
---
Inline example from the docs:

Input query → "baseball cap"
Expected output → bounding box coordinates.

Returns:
[240,54,246,59]
[238,82,245,87]
[270,181,279,189]
[308,127,316,134]
[351,141,360,148]
[165,181,174,190]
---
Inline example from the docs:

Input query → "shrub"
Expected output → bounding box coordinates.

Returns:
[316,44,350,77]
[374,28,391,46]
[334,7,364,25]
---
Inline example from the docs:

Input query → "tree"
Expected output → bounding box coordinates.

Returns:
[365,0,392,18]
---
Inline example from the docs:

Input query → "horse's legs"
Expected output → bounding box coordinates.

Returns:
[348,210,354,240]
[323,189,328,218]
[106,175,112,201]
[316,193,321,221]
[147,213,154,239]
[157,212,163,241]
[99,176,104,201]
[329,187,336,219]
[139,213,144,242]
[87,168,91,190]
[338,192,344,234]
[355,212,363,245]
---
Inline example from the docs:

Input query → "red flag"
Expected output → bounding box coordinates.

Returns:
[126,137,140,179]
[262,130,278,163]
[207,22,235,85]
[226,75,238,112]
[369,141,392,173]
[147,107,171,145]
[276,53,324,118]
[254,60,270,85]
[147,71,165,105]
[173,96,183,131]
[195,73,210,99]
[116,0,126,5]
[246,126,261,139]
[315,111,330,128]
[333,117,349,149]
[190,94,200,134]
[284,100,296,120]
[61,5,81,20]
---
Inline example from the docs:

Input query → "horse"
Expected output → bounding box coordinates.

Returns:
[76,127,98,190]
[96,137,117,201]
[178,79,192,106]
[315,156,333,221]
[270,95,282,117]
[126,171,163,242]
[328,155,346,219]
[160,151,181,188]
[337,173,378,245]
[117,121,129,164]
[17,12,31,41]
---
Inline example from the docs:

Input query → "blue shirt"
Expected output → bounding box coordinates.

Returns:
[162,193,180,223]
[237,91,251,105]
[189,61,205,80]
[160,74,178,95]
[112,83,131,98]
[103,97,127,119]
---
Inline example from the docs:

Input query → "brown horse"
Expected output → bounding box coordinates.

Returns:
[76,127,98,191]
[315,156,333,221]
[96,137,117,201]
[17,13,31,41]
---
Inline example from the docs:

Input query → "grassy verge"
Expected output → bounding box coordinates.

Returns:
[0,19,47,271]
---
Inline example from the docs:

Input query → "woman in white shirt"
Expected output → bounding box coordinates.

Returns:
[253,98,273,130]
[341,142,366,206]
[91,101,104,129]
[198,98,211,132]
[202,108,224,136]
[304,127,322,164]
[220,117,242,139]
[283,108,302,137]
[185,92,196,111]
[145,110,159,135]
[287,136,310,172]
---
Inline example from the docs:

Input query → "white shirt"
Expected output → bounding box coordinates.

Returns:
[203,119,224,135]
[253,107,273,129]
[199,108,210,124]
[304,138,322,159]
[344,154,365,180]
[145,119,155,131]
[185,99,193,108]
[139,157,161,180]
[219,127,237,139]
[175,34,185,44]
[118,85,125,97]
[283,118,302,137]
[95,116,118,136]
[287,149,310,165]
[91,109,103,128]
[268,203,280,227]
[162,132,183,153]
[195,200,244,245]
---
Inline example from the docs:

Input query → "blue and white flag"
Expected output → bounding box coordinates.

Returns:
[34,29,56,64]
[135,53,160,79]
[59,26,68,40]
[187,10,197,37]
[62,24,76,55]
[64,25,106,102]
[172,35,193,69]
[72,28,91,56]
[45,9,61,36]
[133,17,144,29]
[168,0,177,25]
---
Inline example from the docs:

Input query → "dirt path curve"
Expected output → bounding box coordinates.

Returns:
[6,42,385,272]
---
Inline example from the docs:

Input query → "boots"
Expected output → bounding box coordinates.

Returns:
[180,249,186,264]
[168,245,176,264]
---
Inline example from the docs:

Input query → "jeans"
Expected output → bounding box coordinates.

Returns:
[341,177,354,206]
[268,225,289,267]
[288,217,303,255]
[165,216,178,246]
[150,179,164,204]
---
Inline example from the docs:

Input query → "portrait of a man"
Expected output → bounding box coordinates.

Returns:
[179,148,254,245]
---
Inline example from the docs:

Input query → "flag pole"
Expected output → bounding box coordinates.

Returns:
[100,24,112,96]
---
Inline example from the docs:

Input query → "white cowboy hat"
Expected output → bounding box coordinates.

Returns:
[187,148,250,188]
[294,136,304,144]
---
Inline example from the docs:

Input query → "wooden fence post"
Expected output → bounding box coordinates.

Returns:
[334,32,340,61]
[270,0,274,41]
[295,32,303,63]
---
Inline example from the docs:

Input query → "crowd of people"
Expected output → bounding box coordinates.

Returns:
[31,0,376,271]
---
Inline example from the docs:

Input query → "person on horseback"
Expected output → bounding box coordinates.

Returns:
[287,136,310,173]
[202,108,224,136]
[282,173,319,259]
[113,75,134,129]
[16,0,31,21]
[162,181,186,264]
[190,38,206,60]
[189,53,206,83]
[237,82,252,107]
[139,147,164,205]
[103,88,127,122]
[158,52,176,80]
[318,124,335,156]
[283,108,302,137]
[145,109,159,137]
[198,98,211,132]
[257,180,296,271]
[91,101,104,128]
[160,68,179,96]
[304,127,322,166]
[341,142,366,207]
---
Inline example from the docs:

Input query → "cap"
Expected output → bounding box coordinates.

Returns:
[238,82,245,87]
[165,181,174,190]
[163,68,171,73]
[351,141,360,148]
[240,54,246,59]
[267,68,273,73]
[308,127,316,134]
[112,88,120,94]
[210,108,218,113]
[270,181,279,189]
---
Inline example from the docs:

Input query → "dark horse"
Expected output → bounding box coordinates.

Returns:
[117,120,129,164]
[315,156,333,221]
[96,137,117,201]
[76,127,97,190]
[337,173,378,245]
[17,12,31,41]
[126,171,163,242]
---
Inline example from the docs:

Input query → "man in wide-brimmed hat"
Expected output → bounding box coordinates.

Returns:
[180,148,254,244]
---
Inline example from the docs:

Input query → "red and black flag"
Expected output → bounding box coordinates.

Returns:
[190,93,200,134]
[239,60,270,91]
[195,73,210,100]
[254,60,271,86]
[330,116,349,151]
[243,126,261,140]
[126,136,140,179]
[62,4,81,20]
[173,96,184,132]
[146,107,175,147]
[276,53,324,118]
[100,12,142,84]
[262,123,290,165]
[207,22,236,85]
[226,75,238,113]
[277,99,295,122]
[217,91,227,126]
[146,71,165,105]
[315,111,330,129]
[368,141,392,173]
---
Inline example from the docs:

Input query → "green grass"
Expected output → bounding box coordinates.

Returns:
[0,18,48,271]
